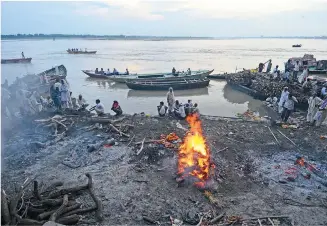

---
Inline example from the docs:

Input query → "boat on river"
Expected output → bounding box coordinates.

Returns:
[126,77,210,91]
[308,60,327,75]
[292,44,302,48]
[207,74,226,80]
[67,49,97,54]
[1,57,32,64]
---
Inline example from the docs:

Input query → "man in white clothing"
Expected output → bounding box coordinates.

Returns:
[321,86,326,98]
[278,87,289,113]
[167,87,175,114]
[293,61,300,81]
[94,99,105,116]
[307,94,322,123]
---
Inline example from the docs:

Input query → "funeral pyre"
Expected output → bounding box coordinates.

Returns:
[226,71,326,108]
[177,114,214,188]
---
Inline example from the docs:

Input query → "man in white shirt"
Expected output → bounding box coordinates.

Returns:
[321,86,326,98]
[94,99,105,116]
[293,61,300,82]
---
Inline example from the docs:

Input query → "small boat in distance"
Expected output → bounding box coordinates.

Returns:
[1,57,32,64]
[292,44,302,48]
[67,49,97,54]
[126,78,210,90]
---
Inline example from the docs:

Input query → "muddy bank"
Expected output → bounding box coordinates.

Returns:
[1,113,327,226]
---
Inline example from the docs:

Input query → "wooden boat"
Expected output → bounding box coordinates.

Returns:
[126,78,210,90]
[110,69,214,83]
[292,44,302,48]
[207,74,226,80]
[1,57,32,64]
[82,70,113,79]
[67,50,97,54]
[127,87,209,98]
[308,60,327,75]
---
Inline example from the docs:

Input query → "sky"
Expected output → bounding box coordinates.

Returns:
[1,0,327,37]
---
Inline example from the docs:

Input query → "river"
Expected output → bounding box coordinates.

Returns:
[2,38,327,116]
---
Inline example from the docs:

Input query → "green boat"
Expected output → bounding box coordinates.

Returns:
[308,60,327,75]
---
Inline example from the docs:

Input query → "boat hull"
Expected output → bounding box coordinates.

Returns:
[1,58,32,64]
[207,74,226,79]
[110,69,214,83]
[126,78,210,90]
[309,70,327,75]
[67,50,97,54]
[82,70,112,78]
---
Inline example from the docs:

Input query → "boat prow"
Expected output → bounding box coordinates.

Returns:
[1,57,32,64]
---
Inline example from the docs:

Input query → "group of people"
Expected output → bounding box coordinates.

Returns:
[69,48,82,52]
[274,86,327,126]
[95,68,129,75]
[172,67,192,76]
[157,87,199,119]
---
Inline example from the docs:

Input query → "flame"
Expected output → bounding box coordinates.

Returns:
[178,114,211,187]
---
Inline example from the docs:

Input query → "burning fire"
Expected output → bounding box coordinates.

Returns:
[178,114,212,187]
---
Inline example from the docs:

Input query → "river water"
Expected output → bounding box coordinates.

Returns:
[2,38,327,116]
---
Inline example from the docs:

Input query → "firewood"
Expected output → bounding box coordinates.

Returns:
[37,203,81,220]
[28,207,47,214]
[1,189,11,224]
[47,184,88,199]
[268,218,275,226]
[196,216,203,226]
[143,216,157,224]
[135,139,161,145]
[257,219,263,226]
[109,124,130,137]
[61,207,97,217]
[49,194,69,221]
[34,181,42,200]
[85,173,103,222]
[56,214,80,225]
[17,217,45,225]
[136,138,145,155]
[209,212,226,224]
[127,134,135,147]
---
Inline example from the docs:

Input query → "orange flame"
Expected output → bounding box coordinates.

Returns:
[178,114,211,187]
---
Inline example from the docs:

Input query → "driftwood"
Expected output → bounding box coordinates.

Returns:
[1,189,11,224]
[34,181,42,200]
[137,138,146,155]
[109,124,130,137]
[57,214,80,225]
[85,173,103,221]
[49,194,69,221]
[210,212,226,224]
[47,184,88,199]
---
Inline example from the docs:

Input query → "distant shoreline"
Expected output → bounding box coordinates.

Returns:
[1,34,327,41]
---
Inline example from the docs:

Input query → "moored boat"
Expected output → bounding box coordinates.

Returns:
[126,78,210,90]
[110,69,214,83]
[207,74,226,79]
[82,70,113,79]
[308,60,327,75]
[67,50,97,54]
[1,57,32,64]
[292,44,302,48]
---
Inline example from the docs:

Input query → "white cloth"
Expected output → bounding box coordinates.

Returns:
[29,92,42,113]
[77,97,87,106]
[321,87,326,96]
[167,91,175,111]
[283,96,298,110]
[307,96,322,122]
[95,103,105,113]
[294,63,300,72]
[159,106,166,115]
[278,90,289,113]
[298,69,308,83]
[60,83,69,102]
[178,105,186,118]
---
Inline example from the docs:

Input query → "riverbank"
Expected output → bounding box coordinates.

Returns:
[2,112,327,226]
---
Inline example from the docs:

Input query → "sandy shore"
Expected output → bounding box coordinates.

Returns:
[1,112,327,225]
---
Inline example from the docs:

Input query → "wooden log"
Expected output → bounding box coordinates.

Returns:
[17,217,45,225]
[85,173,103,222]
[196,216,203,226]
[127,134,135,147]
[1,189,11,224]
[61,207,97,217]
[49,194,69,221]
[268,218,275,226]
[109,124,130,137]
[28,207,47,214]
[210,212,226,224]
[42,181,63,194]
[143,216,157,224]
[34,180,42,200]
[57,214,80,225]
[37,203,81,220]
[136,138,145,155]
[47,184,88,199]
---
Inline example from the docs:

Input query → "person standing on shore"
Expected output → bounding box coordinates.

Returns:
[281,93,298,122]
[278,87,289,113]
[59,79,69,109]
[167,87,175,114]
[266,60,272,73]
[307,94,322,123]
[293,61,300,82]
[313,96,327,126]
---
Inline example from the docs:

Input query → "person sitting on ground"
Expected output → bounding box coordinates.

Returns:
[157,101,168,117]
[100,68,104,74]
[258,62,264,72]
[95,68,99,74]
[192,103,199,115]
[187,68,191,75]
[281,93,298,122]
[113,68,118,75]
[93,99,105,116]
[184,99,193,115]
[172,67,177,76]
[266,60,272,73]
[174,100,186,119]
[106,68,110,75]
[111,100,123,116]
[125,68,129,75]
[77,94,88,110]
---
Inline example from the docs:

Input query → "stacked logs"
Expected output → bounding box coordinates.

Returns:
[1,173,103,225]
[226,71,318,107]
